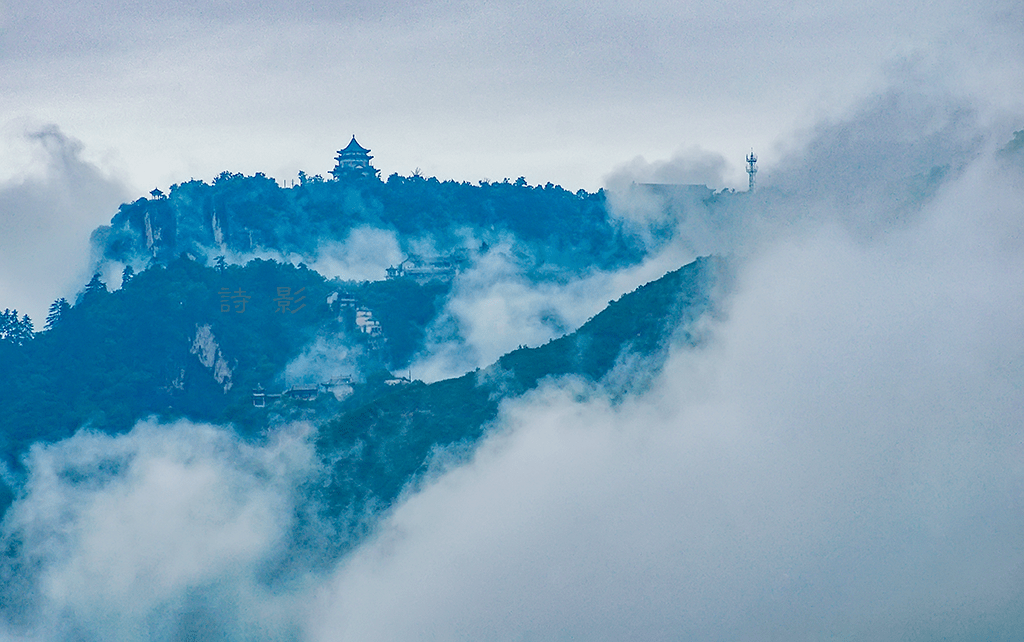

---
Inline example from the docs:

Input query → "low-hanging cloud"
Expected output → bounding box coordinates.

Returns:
[410,233,699,382]
[309,226,404,283]
[602,147,731,252]
[0,124,128,324]
[767,85,985,239]
[604,146,730,192]
[0,420,326,641]
[309,133,1024,641]
[283,334,362,389]
[180,225,402,283]
[604,82,991,263]
[2,59,1024,642]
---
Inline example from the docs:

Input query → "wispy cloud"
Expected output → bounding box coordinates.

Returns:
[410,233,697,382]
[605,146,731,191]
[2,49,1023,642]
[310,119,1024,642]
[0,420,325,640]
[310,227,404,283]
[0,124,128,324]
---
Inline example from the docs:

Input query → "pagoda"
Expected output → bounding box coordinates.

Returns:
[331,136,376,179]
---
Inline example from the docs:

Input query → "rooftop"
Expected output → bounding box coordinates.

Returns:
[339,136,370,154]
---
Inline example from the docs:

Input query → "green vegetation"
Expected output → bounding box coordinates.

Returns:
[92,171,644,274]
[355,277,451,368]
[313,257,723,530]
[1,149,723,541]
[0,310,34,347]
[0,250,722,547]
[0,256,452,471]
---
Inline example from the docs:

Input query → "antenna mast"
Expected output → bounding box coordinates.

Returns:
[746,149,758,192]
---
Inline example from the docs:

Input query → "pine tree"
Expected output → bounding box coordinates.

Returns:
[18,314,33,342]
[122,265,135,285]
[77,272,108,307]
[0,309,11,339]
[84,272,106,294]
[0,309,33,345]
[45,298,71,331]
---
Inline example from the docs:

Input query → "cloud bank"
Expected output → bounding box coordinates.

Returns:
[0,420,324,641]
[312,127,1024,641]
[0,125,128,324]
[2,69,1024,642]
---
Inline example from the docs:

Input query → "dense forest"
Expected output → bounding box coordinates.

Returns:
[0,248,721,548]
[91,168,645,276]
[0,257,455,460]
[0,150,730,543]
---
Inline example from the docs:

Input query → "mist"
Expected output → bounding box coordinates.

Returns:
[310,227,404,283]
[410,233,698,382]
[0,420,325,641]
[2,62,1024,642]
[0,124,128,324]
[309,125,1024,640]
[605,146,731,191]
[283,335,361,389]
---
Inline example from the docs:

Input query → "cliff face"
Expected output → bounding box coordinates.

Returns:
[93,194,182,264]
[88,172,645,278]
[91,175,275,265]
[190,324,234,393]
[0,253,463,461]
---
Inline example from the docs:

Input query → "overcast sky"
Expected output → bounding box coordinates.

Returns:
[2,3,1024,638]
[6,120,1024,639]
[2,0,1021,193]
[0,0,1022,319]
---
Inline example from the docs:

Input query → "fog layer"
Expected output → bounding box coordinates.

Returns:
[2,81,1023,641]
[313,132,1024,641]
[0,125,127,324]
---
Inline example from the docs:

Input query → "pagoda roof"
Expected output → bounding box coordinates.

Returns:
[339,136,370,154]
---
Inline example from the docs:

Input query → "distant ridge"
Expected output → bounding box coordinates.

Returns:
[314,255,725,538]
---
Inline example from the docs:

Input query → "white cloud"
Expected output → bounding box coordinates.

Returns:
[605,147,730,191]
[283,335,362,387]
[410,234,697,382]
[0,420,324,641]
[1,15,1022,639]
[1,113,1022,642]
[310,140,1024,642]
[0,124,128,324]
[310,227,403,283]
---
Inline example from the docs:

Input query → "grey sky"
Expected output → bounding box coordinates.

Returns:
[0,125,127,324]
[2,0,1020,322]
[2,0,1018,193]
[5,128,1022,639]
[2,14,1024,633]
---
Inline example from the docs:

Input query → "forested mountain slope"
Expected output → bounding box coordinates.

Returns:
[312,256,724,539]
[92,171,644,275]
[0,257,451,463]
[0,255,724,533]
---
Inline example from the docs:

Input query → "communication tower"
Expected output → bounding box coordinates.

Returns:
[746,150,758,192]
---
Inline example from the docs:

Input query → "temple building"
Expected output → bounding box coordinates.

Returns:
[331,136,376,179]
[386,251,469,283]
